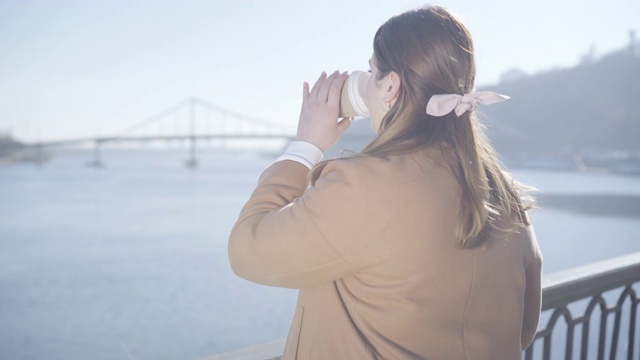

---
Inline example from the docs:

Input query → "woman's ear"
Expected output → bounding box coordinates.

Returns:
[381,71,401,105]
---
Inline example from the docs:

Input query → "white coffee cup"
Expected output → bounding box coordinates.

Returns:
[339,70,370,118]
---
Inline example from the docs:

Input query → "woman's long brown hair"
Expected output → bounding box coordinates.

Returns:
[311,6,533,248]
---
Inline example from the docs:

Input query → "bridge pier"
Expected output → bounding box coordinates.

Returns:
[87,140,104,168]
[184,98,198,168]
[35,143,45,166]
[185,135,198,168]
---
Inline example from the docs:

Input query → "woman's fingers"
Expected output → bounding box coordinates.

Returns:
[308,71,327,100]
[317,70,340,102]
[307,70,347,104]
[302,81,310,104]
[328,71,348,105]
[296,71,352,152]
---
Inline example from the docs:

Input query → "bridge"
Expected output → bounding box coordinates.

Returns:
[23,97,296,168]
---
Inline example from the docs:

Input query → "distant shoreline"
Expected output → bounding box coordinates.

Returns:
[537,193,640,219]
[2,146,640,179]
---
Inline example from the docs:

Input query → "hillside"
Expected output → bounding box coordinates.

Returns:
[479,45,640,158]
[0,133,50,164]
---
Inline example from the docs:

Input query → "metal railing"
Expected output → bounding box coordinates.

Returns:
[526,252,640,360]
[206,252,640,360]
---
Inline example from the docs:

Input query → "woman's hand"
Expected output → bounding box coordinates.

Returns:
[296,71,352,152]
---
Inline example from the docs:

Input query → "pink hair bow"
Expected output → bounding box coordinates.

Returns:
[426,91,510,117]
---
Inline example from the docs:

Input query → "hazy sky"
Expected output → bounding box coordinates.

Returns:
[1,0,638,142]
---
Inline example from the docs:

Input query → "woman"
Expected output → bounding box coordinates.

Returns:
[229,5,542,359]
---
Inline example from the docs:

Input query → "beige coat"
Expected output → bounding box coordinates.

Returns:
[229,147,542,360]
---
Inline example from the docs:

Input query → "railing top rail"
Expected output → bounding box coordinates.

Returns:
[541,251,640,310]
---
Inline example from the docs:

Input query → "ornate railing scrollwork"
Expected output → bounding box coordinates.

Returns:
[524,252,640,360]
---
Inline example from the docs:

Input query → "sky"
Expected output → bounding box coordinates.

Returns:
[0,0,638,143]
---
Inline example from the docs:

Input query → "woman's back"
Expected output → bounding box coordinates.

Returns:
[230,147,542,359]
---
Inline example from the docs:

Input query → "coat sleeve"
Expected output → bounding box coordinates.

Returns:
[228,159,387,288]
[521,223,543,350]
